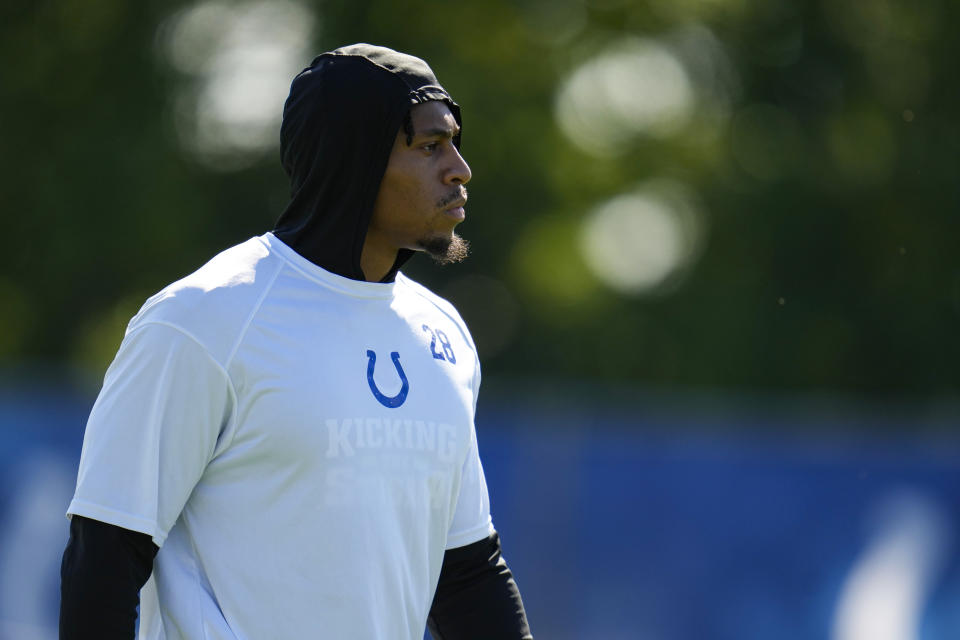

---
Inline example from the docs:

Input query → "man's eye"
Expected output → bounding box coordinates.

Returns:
[421,143,438,152]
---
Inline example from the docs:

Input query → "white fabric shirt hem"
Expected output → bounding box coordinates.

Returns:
[446,519,495,550]
[67,498,165,546]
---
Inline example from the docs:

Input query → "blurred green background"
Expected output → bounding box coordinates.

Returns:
[2,0,958,400]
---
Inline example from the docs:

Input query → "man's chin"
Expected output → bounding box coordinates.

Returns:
[420,233,470,265]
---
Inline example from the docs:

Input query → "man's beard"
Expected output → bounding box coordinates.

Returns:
[419,233,470,265]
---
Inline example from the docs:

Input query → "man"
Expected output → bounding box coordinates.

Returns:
[60,43,533,639]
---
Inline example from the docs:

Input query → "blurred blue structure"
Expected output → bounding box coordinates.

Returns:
[2,376,958,639]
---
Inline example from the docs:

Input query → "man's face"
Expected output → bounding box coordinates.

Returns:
[367,101,472,265]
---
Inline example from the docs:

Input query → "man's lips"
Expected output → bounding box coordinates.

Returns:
[444,197,467,221]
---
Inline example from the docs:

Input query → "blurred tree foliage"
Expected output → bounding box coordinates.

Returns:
[1,0,957,399]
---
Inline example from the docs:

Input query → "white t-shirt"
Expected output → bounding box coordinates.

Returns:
[67,233,494,640]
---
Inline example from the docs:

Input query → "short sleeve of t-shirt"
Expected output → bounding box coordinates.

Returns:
[444,358,494,549]
[67,322,234,547]
[444,422,495,549]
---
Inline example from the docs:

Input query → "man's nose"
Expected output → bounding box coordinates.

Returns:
[445,147,472,185]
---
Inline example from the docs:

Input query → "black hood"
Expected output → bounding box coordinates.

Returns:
[273,43,462,282]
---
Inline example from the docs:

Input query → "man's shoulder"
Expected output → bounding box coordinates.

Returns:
[127,236,281,362]
[395,273,461,318]
[395,273,477,353]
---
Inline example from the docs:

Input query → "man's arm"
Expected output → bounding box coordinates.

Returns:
[427,531,532,640]
[60,516,158,639]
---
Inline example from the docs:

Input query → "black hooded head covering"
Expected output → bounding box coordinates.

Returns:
[274,43,462,282]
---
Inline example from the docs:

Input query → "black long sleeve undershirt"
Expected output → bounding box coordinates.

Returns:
[59,516,158,639]
[427,531,533,640]
[60,519,531,639]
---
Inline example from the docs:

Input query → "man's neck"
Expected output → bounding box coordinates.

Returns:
[359,245,398,283]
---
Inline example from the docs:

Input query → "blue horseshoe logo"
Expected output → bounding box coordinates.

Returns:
[366,350,409,408]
